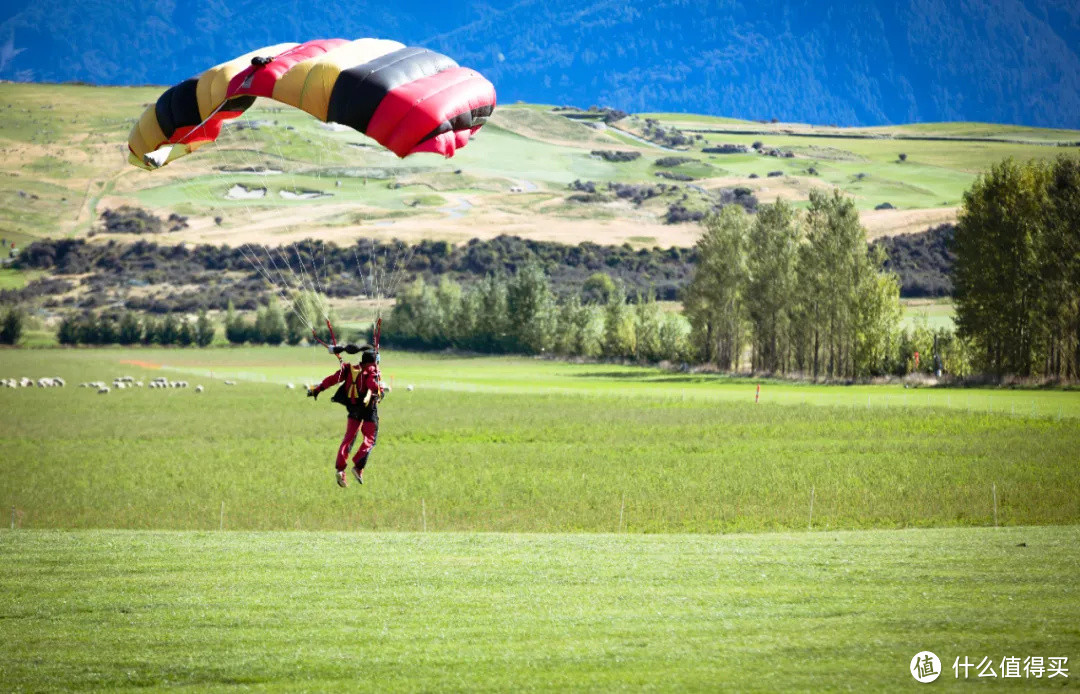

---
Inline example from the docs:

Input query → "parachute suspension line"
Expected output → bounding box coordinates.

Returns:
[236,242,313,332]
[185,126,312,334]
[197,120,304,322]
[243,112,341,359]
[250,109,335,314]
[225,114,307,304]
[384,239,419,304]
[368,236,387,334]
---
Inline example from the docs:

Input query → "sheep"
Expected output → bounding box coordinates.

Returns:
[115,382,126,390]
[224,380,236,386]
[406,384,415,392]
[286,383,295,390]
[136,382,144,387]
[195,385,204,393]
[97,387,110,394]
[20,378,32,387]
[53,377,65,387]
[36,378,54,388]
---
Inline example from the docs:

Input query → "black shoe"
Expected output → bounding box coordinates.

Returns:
[352,467,364,484]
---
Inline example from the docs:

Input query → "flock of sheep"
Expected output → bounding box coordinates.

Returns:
[1,377,66,388]
[88,376,205,394]
[5,376,413,394]
[2,375,205,394]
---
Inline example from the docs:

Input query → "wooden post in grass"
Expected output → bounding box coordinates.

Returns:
[618,493,625,533]
[219,501,224,531]
[422,498,427,532]
[10,506,14,530]
[808,486,815,530]
[993,483,998,528]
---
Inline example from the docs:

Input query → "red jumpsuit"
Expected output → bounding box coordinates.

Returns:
[315,363,380,472]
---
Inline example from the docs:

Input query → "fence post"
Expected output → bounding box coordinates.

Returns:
[422,498,427,532]
[618,493,625,533]
[808,486,815,530]
[10,506,14,531]
[992,483,998,528]
[219,501,224,531]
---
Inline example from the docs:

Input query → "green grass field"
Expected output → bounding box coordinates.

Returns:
[2,347,1078,690]
[901,298,957,331]
[2,527,1077,691]
[3,348,1078,532]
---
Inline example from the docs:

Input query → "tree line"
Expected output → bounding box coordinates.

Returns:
[384,268,690,362]
[53,291,337,348]
[386,191,970,379]
[8,227,953,320]
[683,191,902,378]
[57,311,216,347]
[953,156,1079,379]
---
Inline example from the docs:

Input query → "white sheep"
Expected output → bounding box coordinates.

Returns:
[195,385,204,393]
[136,382,144,387]
[97,387,110,394]
[286,383,295,389]
[407,384,415,392]
[54,377,65,387]
[224,380,236,386]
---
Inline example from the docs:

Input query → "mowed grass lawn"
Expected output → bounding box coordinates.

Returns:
[2,348,1079,532]
[3,347,1079,691]
[1,528,1078,692]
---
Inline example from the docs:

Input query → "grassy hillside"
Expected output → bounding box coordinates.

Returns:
[2,527,1077,691]
[2,82,1077,250]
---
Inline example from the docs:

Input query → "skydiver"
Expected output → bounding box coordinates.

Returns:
[306,343,389,488]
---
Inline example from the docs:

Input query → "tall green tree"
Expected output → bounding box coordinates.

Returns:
[117,312,142,345]
[507,264,556,354]
[475,274,510,352]
[684,207,749,369]
[225,301,249,345]
[953,159,1048,376]
[745,199,799,372]
[601,284,636,359]
[255,299,287,345]
[633,295,665,362]
[176,317,195,347]
[795,190,872,378]
[195,310,215,347]
[1038,156,1080,379]
[0,307,24,345]
[57,314,78,345]
[159,314,180,345]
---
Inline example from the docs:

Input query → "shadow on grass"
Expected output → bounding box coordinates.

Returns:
[568,370,766,386]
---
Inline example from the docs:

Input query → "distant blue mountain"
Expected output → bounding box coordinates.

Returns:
[2,0,1078,128]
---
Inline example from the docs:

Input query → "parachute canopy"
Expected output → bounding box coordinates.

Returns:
[127,39,497,170]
